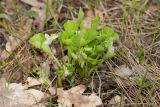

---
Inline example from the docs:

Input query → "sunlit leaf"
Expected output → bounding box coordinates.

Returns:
[77,7,84,25]
[29,33,52,54]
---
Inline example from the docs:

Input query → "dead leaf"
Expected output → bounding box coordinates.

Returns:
[109,95,127,107]
[49,87,56,95]
[56,85,102,107]
[21,0,45,8]
[114,65,134,86]
[5,36,20,52]
[0,78,48,107]
[26,77,44,88]
[21,0,52,32]
[74,93,102,107]
[115,65,133,78]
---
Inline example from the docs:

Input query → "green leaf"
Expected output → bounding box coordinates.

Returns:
[41,42,52,54]
[138,47,145,64]
[80,52,87,60]
[63,39,72,45]
[95,45,105,53]
[84,47,92,52]
[29,33,52,54]
[88,57,98,65]
[27,10,38,18]
[50,34,58,41]
[71,35,81,48]
[59,31,70,44]
[131,0,138,9]
[82,29,98,45]
[29,33,45,49]
[105,51,115,58]
[77,7,84,25]
[64,20,78,33]
[70,52,78,60]
[0,13,11,21]
[91,16,100,29]
[101,27,119,41]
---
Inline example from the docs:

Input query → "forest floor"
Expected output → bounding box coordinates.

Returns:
[0,0,160,107]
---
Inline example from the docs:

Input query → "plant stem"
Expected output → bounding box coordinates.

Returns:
[50,53,62,69]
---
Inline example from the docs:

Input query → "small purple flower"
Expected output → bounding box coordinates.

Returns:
[44,34,52,45]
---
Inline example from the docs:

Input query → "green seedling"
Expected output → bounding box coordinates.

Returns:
[27,10,38,18]
[131,0,138,10]
[147,80,156,102]
[137,72,147,92]
[138,47,145,64]
[136,72,147,102]
[29,8,119,87]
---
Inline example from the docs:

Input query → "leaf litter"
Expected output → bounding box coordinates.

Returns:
[0,78,48,107]
[49,85,103,107]
[108,95,127,107]
[21,0,52,32]
[0,76,103,107]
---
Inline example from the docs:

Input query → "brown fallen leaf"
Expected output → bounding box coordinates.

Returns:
[0,78,48,107]
[49,87,56,95]
[109,95,127,107]
[26,77,44,88]
[114,65,134,86]
[21,0,52,32]
[56,85,102,107]
[21,0,45,8]
[115,65,133,78]
[5,36,20,52]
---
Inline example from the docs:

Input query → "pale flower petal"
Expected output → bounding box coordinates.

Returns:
[44,34,52,45]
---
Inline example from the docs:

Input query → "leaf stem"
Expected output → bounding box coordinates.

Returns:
[50,53,62,68]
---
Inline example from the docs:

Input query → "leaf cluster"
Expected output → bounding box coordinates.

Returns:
[59,8,119,77]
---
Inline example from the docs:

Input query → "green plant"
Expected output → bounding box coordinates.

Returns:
[29,8,119,86]
[136,72,147,102]
[27,10,38,18]
[138,47,145,64]
[59,8,119,77]
[137,72,147,92]
[131,0,138,10]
